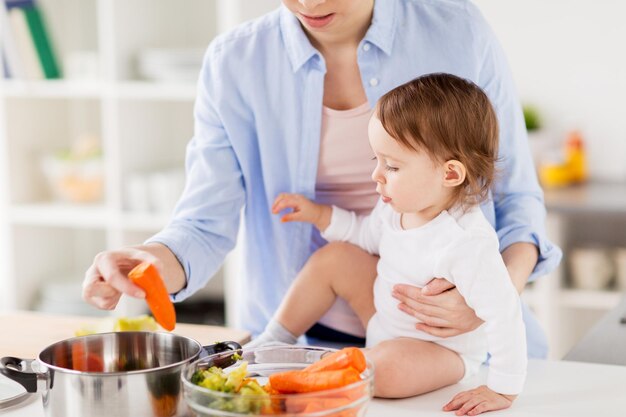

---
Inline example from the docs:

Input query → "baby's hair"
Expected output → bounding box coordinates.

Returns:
[376,73,499,208]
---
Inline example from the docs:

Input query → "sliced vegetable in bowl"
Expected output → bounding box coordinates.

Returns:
[182,346,374,416]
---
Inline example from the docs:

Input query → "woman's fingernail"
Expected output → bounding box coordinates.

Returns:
[135,291,146,298]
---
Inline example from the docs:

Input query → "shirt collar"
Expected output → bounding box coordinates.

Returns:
[279,0,397,73]
[280,5,320,73]
[364,0,397,56]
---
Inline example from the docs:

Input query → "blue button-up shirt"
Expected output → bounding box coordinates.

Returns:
[148,0,562,358]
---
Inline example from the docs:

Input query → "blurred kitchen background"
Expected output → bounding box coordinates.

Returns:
[0,0,625,360]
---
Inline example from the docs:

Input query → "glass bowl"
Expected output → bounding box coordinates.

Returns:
[181,345,374,417]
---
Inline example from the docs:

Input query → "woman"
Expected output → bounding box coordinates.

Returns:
[82,0,561,358]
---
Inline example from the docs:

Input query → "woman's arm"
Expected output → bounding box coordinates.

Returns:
[502,242,539,293]
[392,242,538,338]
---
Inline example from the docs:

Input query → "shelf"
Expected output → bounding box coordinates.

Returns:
[9,203,110,228]
[114,82,197,101]
[0,80,198,101]
[558,288,623,310]
[545,182,626,215]
[0,80,103,99]
[120,211,170,232]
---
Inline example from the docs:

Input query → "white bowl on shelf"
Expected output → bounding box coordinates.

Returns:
[569,247,614,291]
[136,48,205,83]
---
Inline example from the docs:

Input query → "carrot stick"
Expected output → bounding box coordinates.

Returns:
[304,347,366,373]
[301,399,358,417]
[128,262,176,331]
[269,368,361,393]
[287,396,354,414]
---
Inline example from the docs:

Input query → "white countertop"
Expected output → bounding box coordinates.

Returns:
[3,359,626,416]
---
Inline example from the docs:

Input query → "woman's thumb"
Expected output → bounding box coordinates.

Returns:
[422,278,454,295]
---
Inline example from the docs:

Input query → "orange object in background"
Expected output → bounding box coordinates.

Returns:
[128,262,176,331]
[539,130,587,188]
[565,131,587,183]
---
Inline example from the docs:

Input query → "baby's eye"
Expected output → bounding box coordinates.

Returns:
[371,156,377,161]
[385,165,399,172]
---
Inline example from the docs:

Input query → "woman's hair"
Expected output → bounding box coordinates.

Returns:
[377,73,499,208]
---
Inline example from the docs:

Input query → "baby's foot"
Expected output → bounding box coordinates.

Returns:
[244,319,298,349]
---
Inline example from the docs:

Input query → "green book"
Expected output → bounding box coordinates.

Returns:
[23,4,60,79]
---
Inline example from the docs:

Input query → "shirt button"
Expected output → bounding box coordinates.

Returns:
[369,78,379,87]
[362,43,371,52]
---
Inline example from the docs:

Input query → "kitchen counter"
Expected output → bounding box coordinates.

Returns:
[2,312,626,416]
[565,295,626,365]
[0,311,251,359]
[3,360,625,416]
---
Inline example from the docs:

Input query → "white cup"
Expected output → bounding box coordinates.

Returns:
[569,247,614,290]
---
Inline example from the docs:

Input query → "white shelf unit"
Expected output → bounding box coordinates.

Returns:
[0,0,280,323]
[525,187,626,360]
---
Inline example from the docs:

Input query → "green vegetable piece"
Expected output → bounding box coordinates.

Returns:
[225,361,248,392]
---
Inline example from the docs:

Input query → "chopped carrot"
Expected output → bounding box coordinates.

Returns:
[304,347,366,373]
[71,344,104,372]
[269,367,361,394]
[128,262,176,331]
[287,396,353,414]
[301,399,358,417]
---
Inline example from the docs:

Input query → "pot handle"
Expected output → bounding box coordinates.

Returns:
[200,341,242,357]
[199,341,242,368]
[0,357,39,393]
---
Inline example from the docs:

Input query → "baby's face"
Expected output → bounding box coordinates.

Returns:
[368,116,450,217]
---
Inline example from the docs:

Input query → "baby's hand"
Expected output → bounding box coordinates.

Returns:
[272,193,332,231]
[443,385,516,416]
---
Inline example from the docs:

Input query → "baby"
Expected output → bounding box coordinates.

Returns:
[250,73,526,415]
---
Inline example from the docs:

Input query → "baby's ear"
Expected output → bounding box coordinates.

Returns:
[443,160,466,187]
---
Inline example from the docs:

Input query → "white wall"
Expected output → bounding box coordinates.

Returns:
[474,0,626,181]
[216,0,281,34]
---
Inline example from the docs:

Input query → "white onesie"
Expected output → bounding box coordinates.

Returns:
[321,199,527,395]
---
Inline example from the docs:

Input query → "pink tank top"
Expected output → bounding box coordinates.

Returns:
[313,102,378,337]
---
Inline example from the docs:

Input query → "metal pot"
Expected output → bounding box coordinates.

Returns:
[0,331,240,417]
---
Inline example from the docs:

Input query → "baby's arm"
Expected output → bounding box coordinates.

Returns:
[273,193,384,255]
[436,233,527,415]
[272,193,332,231]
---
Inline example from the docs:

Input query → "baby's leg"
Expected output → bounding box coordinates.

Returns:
[276,242,377,334]
[248,242,377,347]
[366,338,465,398]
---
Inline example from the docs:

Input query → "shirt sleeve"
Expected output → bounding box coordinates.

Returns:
[472,6,562,281]
[145,42,245,302]
[435,232,527,395]
[320,199,385,255]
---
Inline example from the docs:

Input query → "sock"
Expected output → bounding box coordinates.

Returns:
[244,318,298,348]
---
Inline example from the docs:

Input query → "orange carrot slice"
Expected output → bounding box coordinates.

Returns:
[128,262,176,331]
[304,347,366,373]
[269,367,361,393]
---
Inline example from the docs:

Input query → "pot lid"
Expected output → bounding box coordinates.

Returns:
[0,374,33,410]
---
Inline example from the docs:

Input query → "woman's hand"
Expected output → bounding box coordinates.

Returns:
[272,193,332,231]
[443,385,516,416]
[82,244,183,310]
[392,278,483,338]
